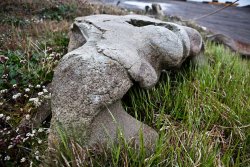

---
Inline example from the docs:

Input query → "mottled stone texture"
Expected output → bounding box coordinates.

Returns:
[49,15,203,150]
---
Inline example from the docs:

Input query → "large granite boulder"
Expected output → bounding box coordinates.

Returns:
[48,15,204,151]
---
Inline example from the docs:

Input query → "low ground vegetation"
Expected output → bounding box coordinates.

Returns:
[0,0,249,166]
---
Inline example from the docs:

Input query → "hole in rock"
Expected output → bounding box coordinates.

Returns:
[126,19,157,27]
[126,19,175,31]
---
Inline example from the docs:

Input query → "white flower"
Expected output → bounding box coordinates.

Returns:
[35,150,39,155]
[12,84,17,88]
[25,114,31,120]
[38,128,44,133]
[8,145,13,149]
[20,157,26,163]
[28,84,33,88]
[35,85,41,88]
[38,92,43,96]
[0,113,4,118]
[4,155,10,161]
[12,93,21,100]
[43,89,48,93]
[26,133,31,137]
[24,94,29,98]
[0,89,8,93]
[2,74,8,79]
[35,156,39,160]
[6,116,10,121]
[29,98,41,107]
[42,86,46,89]
[32,129,36,134]
[38,139,42,144]
[29,98,37,102]
[25,88,30,92]
[20,60,27,64]
[16,128,19,132]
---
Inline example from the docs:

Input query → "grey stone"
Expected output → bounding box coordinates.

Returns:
[145,4,164,20]
[48,15,204,150]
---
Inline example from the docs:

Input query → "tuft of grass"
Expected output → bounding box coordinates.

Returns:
[123,42,250,166]
[45,126,152,167]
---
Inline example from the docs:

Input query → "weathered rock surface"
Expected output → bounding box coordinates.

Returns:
[49,15,204,150]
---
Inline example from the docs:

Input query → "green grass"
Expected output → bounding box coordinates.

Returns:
[45,42,250,167]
